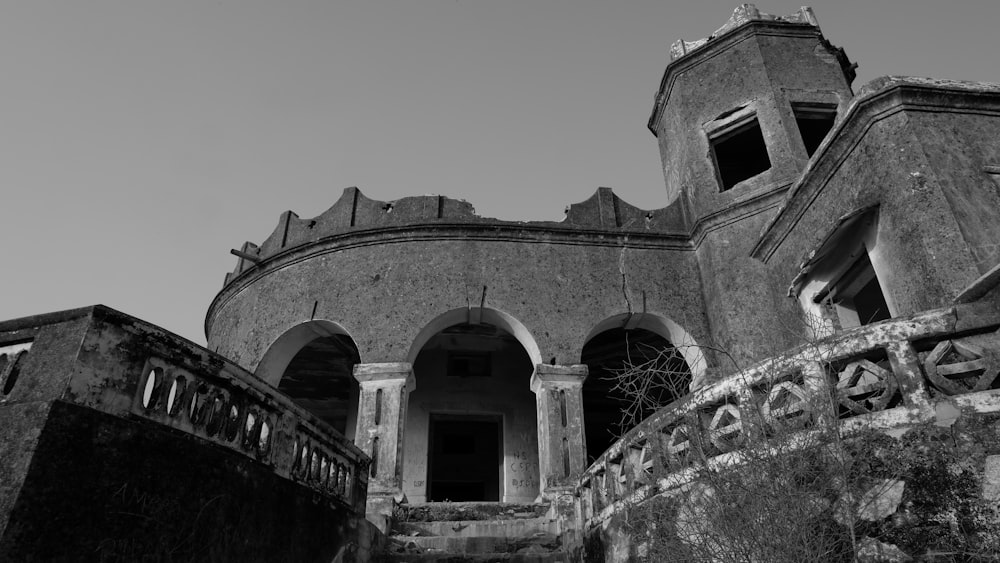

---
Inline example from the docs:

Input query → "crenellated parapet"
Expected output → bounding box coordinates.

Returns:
[224,186,686,286]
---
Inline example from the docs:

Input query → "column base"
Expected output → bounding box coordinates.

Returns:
[364,491,404,535]
[539,486,581,537]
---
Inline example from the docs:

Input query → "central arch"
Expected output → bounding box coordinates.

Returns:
[402,307,542,504]
[406,307,542,367]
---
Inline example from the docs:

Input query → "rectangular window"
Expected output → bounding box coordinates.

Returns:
[710,117,771,191]
[793,103,837,157]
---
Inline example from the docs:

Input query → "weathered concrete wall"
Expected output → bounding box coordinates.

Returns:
[207,229,710,373]
[906,110,1000,274]
[402,347,540,504]
[762,81,1000,319]
[0,306,373,562]
[646,18,853,368]
[1,402,359,562]
[650,22,852,219]
[0,311,92,536]
[694,209,805,364]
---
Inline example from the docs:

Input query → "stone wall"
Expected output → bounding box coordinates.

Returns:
[206,189,710,373]
[0,306,373,562]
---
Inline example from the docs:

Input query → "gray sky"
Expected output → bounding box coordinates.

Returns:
[2,0,998,346]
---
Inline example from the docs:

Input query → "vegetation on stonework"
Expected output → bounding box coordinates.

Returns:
[606,341,1000,562]
[848,426,1000,560]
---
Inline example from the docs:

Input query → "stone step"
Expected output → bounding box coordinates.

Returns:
[395,517,559,538]
[386,502,567,562]
[397,502,551,524]
[387,553,570,563]
[392,533,559,554]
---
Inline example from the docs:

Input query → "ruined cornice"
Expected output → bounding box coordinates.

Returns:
[752,76,1000,263]
[224,187,686,279]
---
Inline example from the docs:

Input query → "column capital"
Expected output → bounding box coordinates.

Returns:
[530,364,588,394]
[354,362,414,390]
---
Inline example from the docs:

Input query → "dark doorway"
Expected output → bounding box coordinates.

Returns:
[428,415,501,502]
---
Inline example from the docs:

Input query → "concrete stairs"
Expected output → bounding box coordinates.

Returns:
[385,502,570,562]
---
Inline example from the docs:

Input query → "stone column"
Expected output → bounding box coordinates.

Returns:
[353,362,414,533]
[530,364,588,501]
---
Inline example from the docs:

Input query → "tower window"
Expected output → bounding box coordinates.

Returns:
[710,117,771,191]
[793,103,837,156]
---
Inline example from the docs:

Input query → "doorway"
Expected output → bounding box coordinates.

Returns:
[427,415,501,502]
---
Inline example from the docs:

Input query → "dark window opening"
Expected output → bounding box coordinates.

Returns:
[815,254,891,328]
[427,416,501,502]
[447,352,491,378]
[852,275,891,325]
[793,104,837,156]
[711,117,771,191]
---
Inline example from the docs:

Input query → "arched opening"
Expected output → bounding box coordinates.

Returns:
[403,313,540,504]
[581,321,692,463]
[256,321,361,439]
[406,307,542,367]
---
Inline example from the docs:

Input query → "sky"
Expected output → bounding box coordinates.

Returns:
[2,0,999,346]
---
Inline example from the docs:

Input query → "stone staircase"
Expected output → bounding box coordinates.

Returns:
[385,502,570,562]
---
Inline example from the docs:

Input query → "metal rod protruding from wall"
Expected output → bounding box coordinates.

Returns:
[230,249,262,263]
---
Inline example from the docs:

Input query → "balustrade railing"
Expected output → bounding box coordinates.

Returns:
[134,356,368,511]
[577,303,1000,527]
[0,306,369,515]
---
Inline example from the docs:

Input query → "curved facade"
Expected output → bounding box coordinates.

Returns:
[205,187,711,508]
[206,187,707,371]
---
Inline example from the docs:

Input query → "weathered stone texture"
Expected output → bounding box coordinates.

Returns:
[762,84,1000,318]
[0,307,370,561]
[208,237,710,371]
[9,5,1000,561]
[2,403,357,562]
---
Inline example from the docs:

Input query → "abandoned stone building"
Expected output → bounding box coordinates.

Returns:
[4,4,1000,561]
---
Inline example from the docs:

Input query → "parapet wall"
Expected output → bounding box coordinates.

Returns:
[225,186,686,285]
[0,306,375,561]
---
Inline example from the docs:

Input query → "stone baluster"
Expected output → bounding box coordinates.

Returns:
[353,362,414,533]
[885,340,932,410]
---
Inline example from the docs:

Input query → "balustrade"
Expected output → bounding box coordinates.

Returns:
[133,356,368,511]
[577,302,1000,528]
